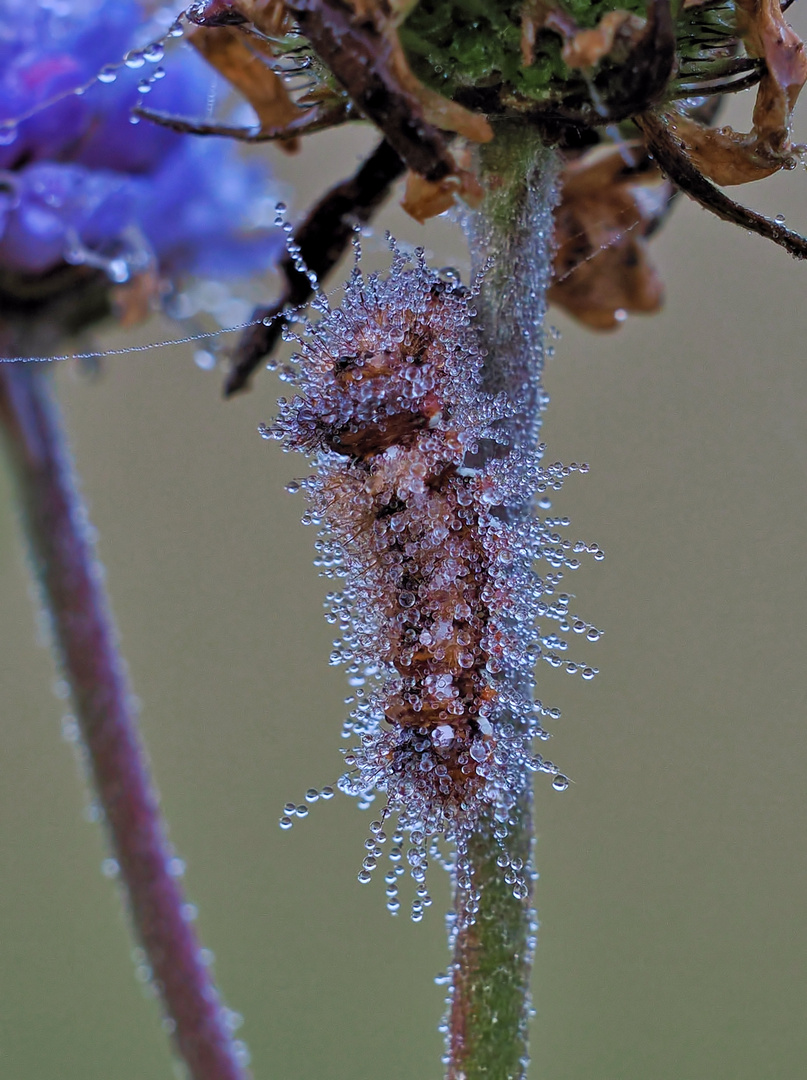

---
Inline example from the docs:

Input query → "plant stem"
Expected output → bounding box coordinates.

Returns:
[0,360,250,1080]
[448,125,561,1080]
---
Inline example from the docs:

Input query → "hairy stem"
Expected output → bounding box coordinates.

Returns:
[448,125,561,1080]
[0,361,249,1080]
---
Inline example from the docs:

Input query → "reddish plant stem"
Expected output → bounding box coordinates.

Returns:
[0,360,249,1080]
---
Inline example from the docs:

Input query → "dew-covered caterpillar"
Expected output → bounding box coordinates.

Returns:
[263,240,601,917]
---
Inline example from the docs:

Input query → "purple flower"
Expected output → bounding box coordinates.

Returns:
[0,0,281,283]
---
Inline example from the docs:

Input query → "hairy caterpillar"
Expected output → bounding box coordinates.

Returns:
[264,239,601,916]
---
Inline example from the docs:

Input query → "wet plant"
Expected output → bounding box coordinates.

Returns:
[1,1,806,1079]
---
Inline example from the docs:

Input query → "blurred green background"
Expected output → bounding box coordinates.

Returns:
[2,58,807,1080]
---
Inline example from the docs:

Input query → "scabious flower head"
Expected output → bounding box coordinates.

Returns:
[0,0,281,284]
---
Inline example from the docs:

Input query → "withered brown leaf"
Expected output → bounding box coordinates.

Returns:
[401,167,484,224]
[655,0,807,186]
[549,146,673,329]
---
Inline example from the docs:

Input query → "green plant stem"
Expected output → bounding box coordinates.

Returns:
[448,123,561,1080]
[0,359,250,1080]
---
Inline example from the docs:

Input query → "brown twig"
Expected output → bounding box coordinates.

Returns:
[134,100,354,142]
[0,361,250,1080]
[637,111,807,260]
[225,137,404,396]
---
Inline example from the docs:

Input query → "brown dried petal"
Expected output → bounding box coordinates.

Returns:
[549,147,671,328]
[559,9,647,70]
[738,0,807,110]
[401,169,484,223]
[659,110,786,185]
[188,23,301,151]
[222,0,291,35]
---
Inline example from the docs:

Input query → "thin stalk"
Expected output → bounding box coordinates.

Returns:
[0,360,250,1080]
[448,125,561,1080]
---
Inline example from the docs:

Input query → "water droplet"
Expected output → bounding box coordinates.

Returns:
[108,258,129,283]
[101,857,120,878]
[98,65,118,84]
[279,815,294,830]
[60,715,79,743]
[223,1008,245,1032]
[775,213,786,224]
[233,1041,252,1067]
[194,349,216,370]
[124,50,146,69]
[552,774,570,792]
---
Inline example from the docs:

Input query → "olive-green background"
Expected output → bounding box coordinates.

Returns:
[2,56,807,1080]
